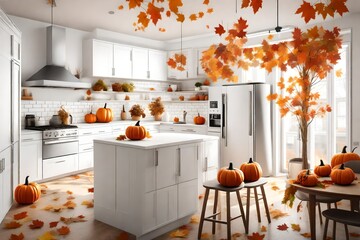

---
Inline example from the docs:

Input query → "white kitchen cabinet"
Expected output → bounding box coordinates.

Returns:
[156,146,177,189]
[156,185,177,226]
[43,154,79,179]
[92,40,113,77]
[167,49,194,79]
[20,132,42,182]
[178,179,198,218]
[159,123,207,135]
[196,48,206,76]
[132,47,149,79]
[149,50,167,81]
[0,147,12,221]
[113,44,132,78]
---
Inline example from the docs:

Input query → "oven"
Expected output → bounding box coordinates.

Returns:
[43,136,78,159]
[208,86,222,132]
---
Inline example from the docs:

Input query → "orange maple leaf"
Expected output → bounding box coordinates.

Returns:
[57,226,71,235]
[250,0,263,13]
[81,200,94,208]
[29,219,44,229]
[198,12,204,18]
[266,93,278,101]
[328,0,349,16]
[207,8,213,13]
[270,209,289,219]
[176,13,185,22]
[277,223,288,231]
[60,215,87,224]
[241,0,250,8]
[37,232,56,240]
[49,221,59,228]
[88,187,94,193]
[168,0,183,13]
[137,12,150,28]
[261,225,267,232]
[118,5,124,10]
[203,0,209,4]
[146,2,163,25]
[66,190,73,195]
[4,221,22,229]
[247,232,265,240]
[13,211,28,220]
[335,69,342,78]
[301,232,311,238]
[166,10,171,17]
[189,14,197,21]
[295,1,316,23]
[315,3,327,19]
[63,200,77,209]
[215,24,226,36]
[128,0,143,9]
[9,233,24,240]
[291,223,301,232]
[159,27,166,32]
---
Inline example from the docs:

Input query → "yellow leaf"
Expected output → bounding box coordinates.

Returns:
[189,215,199,224]
[200,232,210,239]
[261,225,267,232]
[169,229,189,238]
[291,223,301,232]
[270,209,289,219]
[271,186,280,191]
[301,232,312,238]
[37,231,56,240]
[335,69,342,78]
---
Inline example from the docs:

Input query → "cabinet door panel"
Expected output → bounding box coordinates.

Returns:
[156,185,177,226]
[132,48,148,79]
[93,40,113,77]
[0,55,11,150]
[0,147,12,221]
[79,151,93,170]
[148,50,166,80]
[178,144,197,183]
[20,140,42,182]
[113,45,132,78]
[156,146,177,189]
[143,191,156,233]
[11,61,20,143]
[178,179,198,218]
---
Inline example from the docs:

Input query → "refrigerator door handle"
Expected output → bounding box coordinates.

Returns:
[249,91,253,136]
[222,93,228,146]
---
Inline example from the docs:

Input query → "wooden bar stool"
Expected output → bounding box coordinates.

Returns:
[198,179,247,240]
[243,178,271,232]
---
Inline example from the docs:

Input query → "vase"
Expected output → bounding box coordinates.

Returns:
[131,115,141,121]
[121,111,127,120]
[154,114,162,121]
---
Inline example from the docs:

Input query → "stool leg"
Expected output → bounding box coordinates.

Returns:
[345,224,349,240]
[226,191,231,240]
[254,187,261,223]
[246,188,251,233]
[332,221,336,240]
[323,217,329,240]
[236,190,248,234]
[212,190,219,235]
[260,185,271,223]
[318,203,323,225]
[198,188,210,239]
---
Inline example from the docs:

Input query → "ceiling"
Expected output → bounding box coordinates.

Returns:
[1,0,360,41]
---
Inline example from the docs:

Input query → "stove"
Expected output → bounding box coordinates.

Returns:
[26,125,78,139]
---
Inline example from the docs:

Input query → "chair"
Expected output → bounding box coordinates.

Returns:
[322,209,360,240]
[198,180,247,240]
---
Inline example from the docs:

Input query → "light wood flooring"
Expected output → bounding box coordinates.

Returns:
[0,172,358,240]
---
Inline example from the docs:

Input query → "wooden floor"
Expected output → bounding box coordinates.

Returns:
[0,172,358,240]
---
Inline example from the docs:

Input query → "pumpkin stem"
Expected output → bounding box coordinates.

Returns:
[339,163,345,170]
[135,121,140,126]
[104,103,107,108]
[248,158,254,164]
[228,162,234,170]
[198,113,200,117]
[90,105,93,114]
[306,169,310,175]
[342,146,347,153]
[122,105,125,112]
[352,146,358,153]
[319,159,325,166]
[25,176,29,185]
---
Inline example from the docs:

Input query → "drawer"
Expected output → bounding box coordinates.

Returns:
[79,143,94,153]
[79,127,112,136]
[159,125,178,133]
[179,127,207,135]
[43,155,78,179]
[79,151,93,170]
[21,132,42,141]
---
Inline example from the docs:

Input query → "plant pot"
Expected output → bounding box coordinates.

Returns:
[154,114,162,121]
[131,115,141,121]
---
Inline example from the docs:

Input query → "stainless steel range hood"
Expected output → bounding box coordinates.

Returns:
[23,26,91,89]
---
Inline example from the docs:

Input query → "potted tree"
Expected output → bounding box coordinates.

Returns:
[129,104,146,121]
[148,97,165,121]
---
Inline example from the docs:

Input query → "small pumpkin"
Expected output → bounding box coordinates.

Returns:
[96,103,113,123]
[84,107,97,123]
[14,176,41,204]
[193,113,205,125]
[314,159,332,177]
[217,162,244,187]
[330,163,356,185]
[296,169,318,187]
[125,121,147,140]
[240,158,263,182]
[331,146,360,167]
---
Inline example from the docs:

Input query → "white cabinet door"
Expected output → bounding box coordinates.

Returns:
[178,144,198,183]
[43,155,78,179]
[149,50,167,81]
[113,44,132,78]
[20,139,42,182]
[93,40,113,77]
[79,151,93,170]
[167,49,193,79]
[132,48,149,79]
[156,146,177,189]
[0,147,12,221]
[11,61,20,143]
[156,185,177,226]
[143,191,156,233]
[178,179,198,218]
[196,48,206,76]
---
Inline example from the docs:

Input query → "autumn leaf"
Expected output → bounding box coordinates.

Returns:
[270,209,289,219]
[291,223,301,232]
[176,13,185,22]
[137,12,150,29]
[190,215,199,224]
[57,226,71,235]
[118,5,124,10]
[60,215,87,224]
[271,185,280,191]
[241,0,250,8]
[215,24,226,36]
[232,232,242,238]
[198,12,204,18]
[169,226,190,238]
[277,223,288,231]
[189,14,197,21]
[159,28,166,32]
[37,231,56,240]
[30,204,37,208]
[261,225,267,232]
[207,8,213,14]
[63,200,76,209]
[13,211,28,220]
[88,187,94,193]
[71,175,80,179]
[49,221,59,228]
[81,200,94,208]
[250,0,263,13]
[335,69,343,78]
[203,0,209,4]
[329,0,349,16]
[29,219,44,229]
[247,232,265,240]
[295,1,316,23]
[200,232,210,239]
[301,232,312,238]
[4,221,22,229]
[66,190,73,195]
[9,233,24,240]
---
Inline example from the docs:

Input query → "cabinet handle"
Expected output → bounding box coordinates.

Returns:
[178,148,181,176]
[186,71,188,78]
[197,145,199,161]
[0,158,4,173]
[82,132,92,135]
[205,157,208,172]
[181,129,196,132]
[155,150,158,166]
[130,51,132,61]
[147,71,150,79]
[99,131,106,133]
[82,148,93,151]
[197,66,199,76]
[22,138,35,141]
[112,67,115,76]
[55,160,66,164]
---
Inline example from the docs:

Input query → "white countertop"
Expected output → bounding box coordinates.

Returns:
[94,132,218,149]
[75,120,163,128]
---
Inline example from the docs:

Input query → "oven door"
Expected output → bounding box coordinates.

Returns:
[43,136,79,160]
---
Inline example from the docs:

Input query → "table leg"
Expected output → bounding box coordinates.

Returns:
[350,199,359,211]
[308,194,316,240]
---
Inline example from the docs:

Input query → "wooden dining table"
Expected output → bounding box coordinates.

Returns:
[289,174,360,240]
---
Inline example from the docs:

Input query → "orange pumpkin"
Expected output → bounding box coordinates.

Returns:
[125,121,147,140]
[296,169,318,187]
[217,162,244,187]
[331,146,360,167]
[240,158,263,182]
[193,113,205,125]
[14,176,41,204]
[84,109,97,123]
[330,163,356,185]
[314,159,332,177]
[96,103,113,123]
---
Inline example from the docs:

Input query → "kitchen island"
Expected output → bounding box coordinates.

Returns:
[93,133,218,240]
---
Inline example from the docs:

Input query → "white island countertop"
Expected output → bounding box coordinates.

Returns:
[94,132,217,150]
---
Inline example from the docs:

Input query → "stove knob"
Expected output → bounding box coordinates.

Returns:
[54,132,59,137]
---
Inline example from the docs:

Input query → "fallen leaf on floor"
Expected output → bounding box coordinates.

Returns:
[291,223,301,232]
[301,232,311,238]
[30,204,37,208]
[9,232,24,240]
[52,197,59,201]
[40,184,48,189]
[200,232,210,239]
[189,215,199,223]
[53,207,64,213]
[67,195,75,200]
[37,231,56,240]
[49,221,59,228]
[117,231,129,240]
[41,189,47,194]
[29,219,44,229]
[232,232,242,238]
[277,223,288,231]
[66,190,73,195]
[81,200,94,208]
[4,221,22,229]
[43,205,54,211]
[88,187,94,193]
[71,175,80,179]
[13,211,28,220]
[350,232,360,237]
[169,229,189,238]
[57,226,71,235]
[198,193,204,199]
[271,186,280,191]
[260,225,267,232]
[63,200,76,209]
[247,232,265,240]
[270,209,289,219]
[60,215,87,224]
[297,201,303,212]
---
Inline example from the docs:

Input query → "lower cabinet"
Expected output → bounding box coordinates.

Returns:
[0,147,12,221]
[20,136,42,182]
[43,155,78,179]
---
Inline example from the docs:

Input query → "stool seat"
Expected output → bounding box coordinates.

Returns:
[198,180,247,239]
[243,178,267,188]
[322,209,360,240]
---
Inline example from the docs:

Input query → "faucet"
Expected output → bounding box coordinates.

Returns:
[183,111,187,123]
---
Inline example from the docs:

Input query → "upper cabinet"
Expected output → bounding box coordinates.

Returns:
[83,39,167,81]
[196,48,206,76]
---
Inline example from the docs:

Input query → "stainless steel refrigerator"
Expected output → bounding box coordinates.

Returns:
[210,83,273,176]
